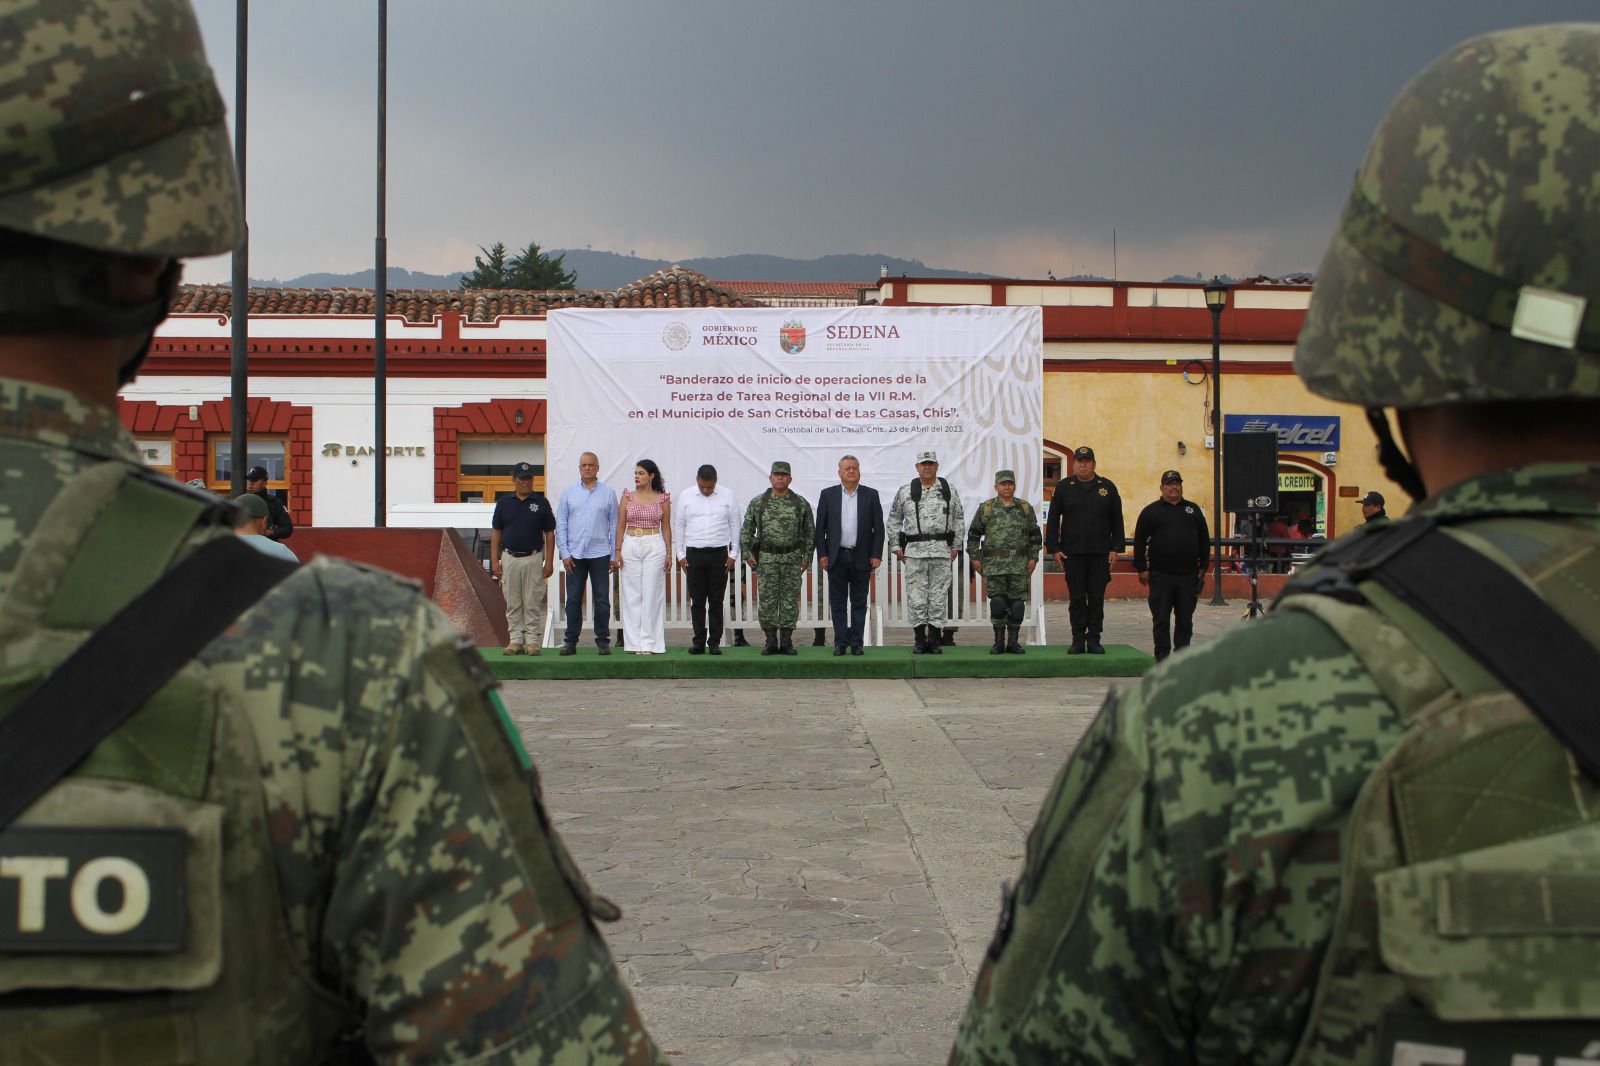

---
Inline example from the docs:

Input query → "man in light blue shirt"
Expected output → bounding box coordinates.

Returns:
[233,493,299,564]
[555,451,619,654]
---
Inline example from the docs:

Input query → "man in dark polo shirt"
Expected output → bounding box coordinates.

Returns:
[491,461,556,654]
[1045,445,1124,654]
[245,464,293,541]
[1132,469,1210,661]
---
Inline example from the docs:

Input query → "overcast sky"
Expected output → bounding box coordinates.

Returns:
[184,1,1597,286]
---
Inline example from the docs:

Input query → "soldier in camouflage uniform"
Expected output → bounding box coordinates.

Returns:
[741,460,815,655]
[0,3,664,1061]
[966,470,1042,655]
[953,24,1600,1065]
[890,450,965,654]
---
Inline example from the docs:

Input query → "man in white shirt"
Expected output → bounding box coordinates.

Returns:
[815,455,884,655]
[673,463,741,654]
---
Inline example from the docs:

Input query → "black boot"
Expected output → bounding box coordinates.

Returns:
[990,627,1006,655]
[733,629,751,647]
[1006,625,1025,654]
[812,628,828,647]
[929,627,943,654]
[761,628,778,655]
[1068,634,1086,654]
[1087,634,1106,654]
[912,624,928,654]
[940,627,956,647]
[780,628,798,655]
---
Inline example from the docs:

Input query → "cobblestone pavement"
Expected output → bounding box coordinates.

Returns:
[502,600,1247,1064]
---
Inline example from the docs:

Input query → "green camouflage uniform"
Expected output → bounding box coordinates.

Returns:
[955,24,1600,1064]
[966,496,1041,631]
[0,1,664,1057]
[741,489,814,629]
[0,389,668,1061]
[951,463,1600,1064]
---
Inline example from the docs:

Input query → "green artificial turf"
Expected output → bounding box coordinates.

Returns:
[481,643,1153,680]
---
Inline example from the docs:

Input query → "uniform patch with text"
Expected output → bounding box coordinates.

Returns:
[0,827,185,952]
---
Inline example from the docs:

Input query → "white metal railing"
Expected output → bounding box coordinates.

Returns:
[876,552,1046,646]
[536,552,1046,647]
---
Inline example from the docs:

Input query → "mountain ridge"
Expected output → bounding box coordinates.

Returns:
[250,250,996,292]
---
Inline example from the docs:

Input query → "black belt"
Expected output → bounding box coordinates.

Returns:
[905,532,951,543]
[686,544,730,552]
[506,549,540,558]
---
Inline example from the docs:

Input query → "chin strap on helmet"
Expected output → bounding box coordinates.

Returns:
[115,258,182,385]
[1366,407,1427,502]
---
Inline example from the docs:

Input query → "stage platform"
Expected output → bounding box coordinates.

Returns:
[481,643,1153,680]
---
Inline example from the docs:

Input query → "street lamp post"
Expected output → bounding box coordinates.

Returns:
[1204,278,1229,606]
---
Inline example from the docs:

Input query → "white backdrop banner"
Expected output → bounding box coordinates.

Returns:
[547,306,1043,519]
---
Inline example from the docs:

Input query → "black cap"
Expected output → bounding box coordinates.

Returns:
[1360,490,1385,506]
[245,465,269,481]
[1073,446,1095,461]
[511,462,535,479]
[1161,470,1183,484]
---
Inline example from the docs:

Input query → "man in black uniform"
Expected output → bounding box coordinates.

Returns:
[1045,446,1123,654]
[1360,490,1389,524]
[1132,470,1210,661]
[491,461,556,654]
[245,464,293,541]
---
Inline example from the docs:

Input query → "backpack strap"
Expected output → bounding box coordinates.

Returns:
[1279,517,1600,780]
[1,462,239,635]
[0,535,295,830]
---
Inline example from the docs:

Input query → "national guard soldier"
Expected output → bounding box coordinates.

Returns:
[966,470,1042,655]
[0,3,664,1061]
[890,450,965,653]
[1044,445,1124,654]
[741,460,815,655]
[952,24,1600,1065]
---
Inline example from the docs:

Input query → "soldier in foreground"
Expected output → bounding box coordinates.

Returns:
[741,460,815,655]
[0,3,664,1061]
[952,23,1600,1065]
[966,470,1041,655]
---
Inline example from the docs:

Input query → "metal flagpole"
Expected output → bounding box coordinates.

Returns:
[229,0,248,497]
[374,0,388,526]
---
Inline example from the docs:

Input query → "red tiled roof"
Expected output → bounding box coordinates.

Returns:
[171,266,757,323]
[712,280,869,299]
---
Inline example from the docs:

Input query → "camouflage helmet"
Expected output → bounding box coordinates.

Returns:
[0,0,241,258]
[1295,24,1600,408]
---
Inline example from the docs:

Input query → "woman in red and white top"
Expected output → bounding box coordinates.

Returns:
[615,458,672,654]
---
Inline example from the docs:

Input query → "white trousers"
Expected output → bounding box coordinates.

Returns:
[621,533,667,652]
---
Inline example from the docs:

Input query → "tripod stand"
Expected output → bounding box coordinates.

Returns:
[1243,523,1266,619]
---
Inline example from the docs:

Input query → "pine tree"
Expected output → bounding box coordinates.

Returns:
[459,242,512,289]
[507,241,577,290]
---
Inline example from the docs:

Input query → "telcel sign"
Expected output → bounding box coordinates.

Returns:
[1222,414,1341,452]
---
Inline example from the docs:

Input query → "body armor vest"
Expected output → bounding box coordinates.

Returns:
[0,464,349,1064]
[1279,515,1600,1065]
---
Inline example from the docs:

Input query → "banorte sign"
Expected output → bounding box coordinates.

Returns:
[320,443,427,458]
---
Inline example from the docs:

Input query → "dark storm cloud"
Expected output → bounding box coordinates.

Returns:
[187,0,1598,284]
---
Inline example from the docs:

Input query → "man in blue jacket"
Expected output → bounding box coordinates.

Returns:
[815,455,884,655]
